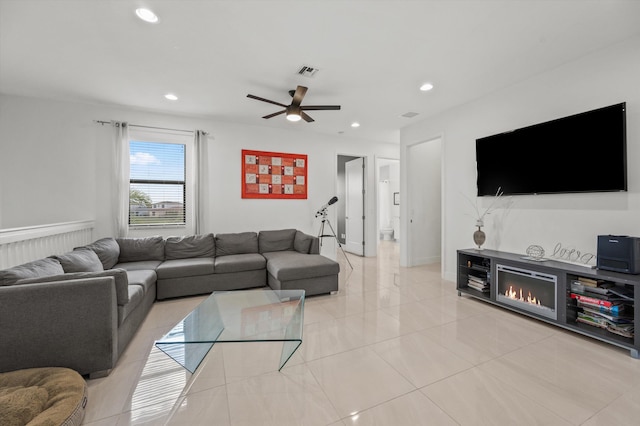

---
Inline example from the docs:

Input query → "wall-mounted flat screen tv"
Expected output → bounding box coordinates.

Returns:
[476,102,627,196]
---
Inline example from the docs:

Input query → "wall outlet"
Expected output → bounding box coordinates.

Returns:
[341,234,346,239]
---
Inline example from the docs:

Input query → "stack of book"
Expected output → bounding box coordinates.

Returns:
[569,277,634,338]
[467,274,489,293]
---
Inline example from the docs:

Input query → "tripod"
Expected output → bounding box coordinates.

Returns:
[317,209,353,269]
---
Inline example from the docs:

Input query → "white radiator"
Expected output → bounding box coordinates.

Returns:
[0,220,95,269]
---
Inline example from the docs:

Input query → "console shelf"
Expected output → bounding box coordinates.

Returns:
[457,249,639,358]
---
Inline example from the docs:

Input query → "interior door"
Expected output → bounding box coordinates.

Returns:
[406,138,441,266]
[345,157,364,255]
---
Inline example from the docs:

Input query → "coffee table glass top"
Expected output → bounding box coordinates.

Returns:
[155,289,305,373]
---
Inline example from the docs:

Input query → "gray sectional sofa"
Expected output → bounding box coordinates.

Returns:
[0,229,339,377]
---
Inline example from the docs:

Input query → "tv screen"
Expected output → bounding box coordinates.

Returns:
[476,102,627,196]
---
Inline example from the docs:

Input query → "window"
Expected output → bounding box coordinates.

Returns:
[129,141,186,226]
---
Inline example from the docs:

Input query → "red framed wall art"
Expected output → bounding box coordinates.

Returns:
[241,149,308,199]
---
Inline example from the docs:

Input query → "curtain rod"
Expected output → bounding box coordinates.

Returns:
[94,120,207,135]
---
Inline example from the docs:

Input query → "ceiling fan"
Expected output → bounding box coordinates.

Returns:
[246,85,341,122]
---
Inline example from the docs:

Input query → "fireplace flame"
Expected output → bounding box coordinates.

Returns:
[504,285,541,306]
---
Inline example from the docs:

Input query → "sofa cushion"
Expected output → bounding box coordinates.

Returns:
[259,229,296,253]
[165,234,215,259]
[53,248,103,273]
[215,232,258,256]
[118,284,145,325]
[14,268,130,306]
[294,231,315,254]
[0,258,64,286]
[114,260,163,271]
[125,270,157,295]
[214,253,266,274]
[157,258,215,280]
[77,237,120,270]
[263,252,340,281]
[117,236,165,262]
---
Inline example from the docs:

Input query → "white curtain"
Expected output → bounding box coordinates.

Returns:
[193,130,209,234]
[113,121,130,237]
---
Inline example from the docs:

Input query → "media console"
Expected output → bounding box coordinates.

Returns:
[457,249,639,358]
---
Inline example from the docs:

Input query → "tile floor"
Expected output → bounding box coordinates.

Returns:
[83,241,640,425]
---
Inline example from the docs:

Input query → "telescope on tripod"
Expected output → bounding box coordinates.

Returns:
[316,196,353,269]
[315,196,338,217]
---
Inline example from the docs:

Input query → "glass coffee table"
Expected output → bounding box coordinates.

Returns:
[155,289,305,373]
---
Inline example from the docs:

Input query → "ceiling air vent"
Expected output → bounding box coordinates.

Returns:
[400,111,419,118]
[297,65,319,78]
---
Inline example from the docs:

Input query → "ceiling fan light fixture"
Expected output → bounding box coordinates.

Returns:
[286,113,302,122]
[246,85,339,123]
[286,106,302,122]
[420,82,434,91]
[136,8,159,23]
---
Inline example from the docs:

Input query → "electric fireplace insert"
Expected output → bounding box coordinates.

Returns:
[496,264,558,321]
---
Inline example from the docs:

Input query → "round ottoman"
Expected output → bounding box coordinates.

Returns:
[0,367,87,426]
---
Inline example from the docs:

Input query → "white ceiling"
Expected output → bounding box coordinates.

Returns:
[2,0,640,144]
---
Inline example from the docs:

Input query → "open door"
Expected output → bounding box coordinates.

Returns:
[404,137,441,266]
[345,157,365,256]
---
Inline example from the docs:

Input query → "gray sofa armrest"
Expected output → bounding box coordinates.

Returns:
[15,268,130,306]
[293,230,320,254]
[0,277,118,376]
[297,231,320,254]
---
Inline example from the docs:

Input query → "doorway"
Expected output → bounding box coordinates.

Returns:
[337,155,365,256]
[345,157,364,255]
[376,158,400,243]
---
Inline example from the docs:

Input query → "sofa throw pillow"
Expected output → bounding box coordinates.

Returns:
[294,231,314,254]
[117,236,165,262]
[78,237,120,270]
[53,248,103,273]
[15,268,130,305]
[258,229,296,253]
[215,232,259,256]
[165,234,215,260]
[0,258,65,286]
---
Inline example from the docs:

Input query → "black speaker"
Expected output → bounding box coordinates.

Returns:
[597,235,640,274]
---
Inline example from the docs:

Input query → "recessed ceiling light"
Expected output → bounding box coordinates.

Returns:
[351,122,360,128]
[164,93,178,101]
[136,8,159,23]
[420,82,434,91]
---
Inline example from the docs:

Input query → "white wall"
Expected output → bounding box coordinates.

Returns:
[0,94,398,259]
[401,34,640,282]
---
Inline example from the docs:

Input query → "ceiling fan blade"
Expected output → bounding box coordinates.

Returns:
[301,111,315,122]
[262,110,286,119]
[300,105,341,111]
[247,94,287,108]
[291,86,308,108]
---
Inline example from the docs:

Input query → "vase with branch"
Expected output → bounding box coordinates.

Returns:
[462,187,504,249]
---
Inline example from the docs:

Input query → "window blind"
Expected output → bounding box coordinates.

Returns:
[129,141,186,226]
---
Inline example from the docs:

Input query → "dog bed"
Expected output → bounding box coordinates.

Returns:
[0,367,87,426]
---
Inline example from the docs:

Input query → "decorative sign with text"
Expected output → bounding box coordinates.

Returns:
[241,149,308,199]
[550,242,595,265]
